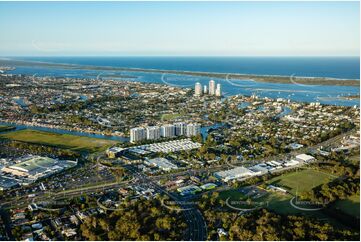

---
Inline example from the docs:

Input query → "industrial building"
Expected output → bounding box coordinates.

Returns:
[214,166,254,182]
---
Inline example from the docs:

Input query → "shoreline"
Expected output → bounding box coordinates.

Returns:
[0,58,359,87]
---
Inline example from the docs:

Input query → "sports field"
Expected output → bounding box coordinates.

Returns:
[218,187,322,214]
[0,129,118,153]
[161,113,181,121]
[266,168,336,195]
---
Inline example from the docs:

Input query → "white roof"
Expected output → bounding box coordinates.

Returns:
[215,166,253,178]
[295,154,315,161]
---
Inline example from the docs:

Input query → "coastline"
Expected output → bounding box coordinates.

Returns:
[0,58,359,87]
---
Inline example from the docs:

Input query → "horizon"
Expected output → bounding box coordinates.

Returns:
[3,55,360,58]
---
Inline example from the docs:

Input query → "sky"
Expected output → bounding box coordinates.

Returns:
[0,1,359,56]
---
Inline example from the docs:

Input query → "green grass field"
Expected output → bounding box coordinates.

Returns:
[218,189,246,201]
[218,187,323,214]
[332,194,360,219]
[0,129,118,153]
[161,113,181,121]
[266,168,336,195]
[217,168,348,228]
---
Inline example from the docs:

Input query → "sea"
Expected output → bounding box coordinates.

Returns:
[4,56,361,107]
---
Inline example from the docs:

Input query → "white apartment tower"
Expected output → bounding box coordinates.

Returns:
[209,80,216,95]
[146,126,161,140]
[130,127,146,143]
[174,122,186,136]
[215,83,222,97]
[194,82,202,96]
[161,124,176,138]
[186,123,201,137]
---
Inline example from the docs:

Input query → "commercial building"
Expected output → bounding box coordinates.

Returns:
[146,126,161,140]
[215,83,222,97]
[130,127,146,143]
[186,123,201,137]
[1,156,77,182]
[214,166,254,182]
[295,154,315,163]
[144,157,178,171]
[194,82,202,96]
[209,80,216,95]
[174,122,186,136]
[161,124,176,138]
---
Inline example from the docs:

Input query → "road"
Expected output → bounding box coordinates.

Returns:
[0,128,356,240]
[124,164,208,241]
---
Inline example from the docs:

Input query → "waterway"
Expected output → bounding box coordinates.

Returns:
[2,56,360,107]
[0,121,129,142]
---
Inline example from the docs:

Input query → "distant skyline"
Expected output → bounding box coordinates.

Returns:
[0,1,359,56]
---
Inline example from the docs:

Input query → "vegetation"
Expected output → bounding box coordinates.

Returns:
[80,196,187,240]
[302,177,359,205]
[301,151,360,205]
[225,209,358,241]
[331,194,360,218]
[0,129,118,153]
[197,191,359,240]
[0,125,16,132]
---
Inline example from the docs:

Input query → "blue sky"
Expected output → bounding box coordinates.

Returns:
[0,1,359,56]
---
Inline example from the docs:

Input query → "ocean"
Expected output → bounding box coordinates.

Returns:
[15,56,361,79]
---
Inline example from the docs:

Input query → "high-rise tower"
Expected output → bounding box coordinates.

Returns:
[194,82,202,96]
[215,83,222,97]
[209,80,216,95]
